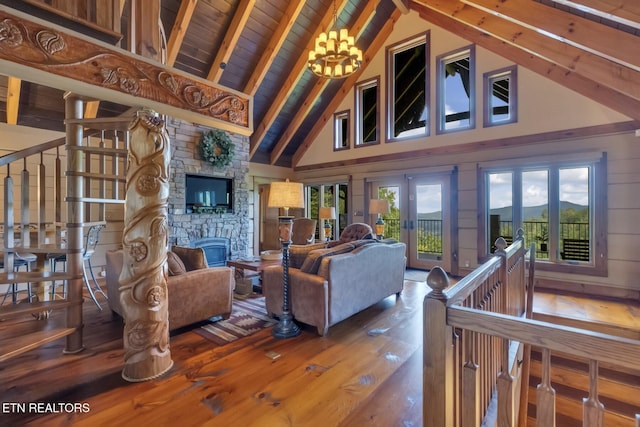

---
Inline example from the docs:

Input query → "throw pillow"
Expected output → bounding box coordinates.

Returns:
[171,246,208,271]
[300,242,355,275]
[167,251,187,276]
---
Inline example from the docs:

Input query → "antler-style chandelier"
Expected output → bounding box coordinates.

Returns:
[307,0,363,79]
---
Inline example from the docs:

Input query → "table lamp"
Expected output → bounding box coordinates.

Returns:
[319,206,336,241]
[369,199,390,239]
[267,179,304,338]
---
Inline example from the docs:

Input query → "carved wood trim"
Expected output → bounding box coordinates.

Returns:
[0,7,252,135]
[120,109,173,382]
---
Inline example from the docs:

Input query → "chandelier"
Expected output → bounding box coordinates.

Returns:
[307,0,363,79]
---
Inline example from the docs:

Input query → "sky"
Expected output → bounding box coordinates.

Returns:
[381,167,589,216]
[490,168,589,209]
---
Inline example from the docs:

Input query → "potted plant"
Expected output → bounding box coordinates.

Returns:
[536,226,548,252]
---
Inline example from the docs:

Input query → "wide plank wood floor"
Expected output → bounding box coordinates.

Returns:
[1,277,638,426]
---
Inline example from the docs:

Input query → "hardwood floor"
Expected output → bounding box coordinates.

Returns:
[1,278,638,426]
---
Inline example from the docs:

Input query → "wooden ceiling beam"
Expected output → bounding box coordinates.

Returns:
[206,0,256,83]
[270,0,381,165]
[250,0,350,157]
[409,1,640,121]
[292,8,403,167]
[6,76,21,125]
[462,0,639,70]
[392,0,411,14]
[243,0,306,96]
[166,0,198,67]
[84,101,100,119]
[129,0,161,60]
[445,0,640,101]
[551,0,640,28]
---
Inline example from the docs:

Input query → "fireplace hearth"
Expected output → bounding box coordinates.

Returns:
[190,237,230,267]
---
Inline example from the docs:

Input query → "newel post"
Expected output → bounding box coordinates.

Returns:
[119,110,173,382]
[424,266,454,427]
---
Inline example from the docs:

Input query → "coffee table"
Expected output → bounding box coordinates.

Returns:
[227,258,281,292]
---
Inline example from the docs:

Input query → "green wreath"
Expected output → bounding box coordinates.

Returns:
[199,129,234,168]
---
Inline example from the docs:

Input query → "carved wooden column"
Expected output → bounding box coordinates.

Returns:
[119,109,173,382]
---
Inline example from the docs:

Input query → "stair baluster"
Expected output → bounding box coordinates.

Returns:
[583,359,605,427]
[537,348,557,426]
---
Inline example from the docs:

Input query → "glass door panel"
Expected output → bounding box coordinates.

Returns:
[371,175,452,272]
[374,185,401,241]
[410,178,450,271]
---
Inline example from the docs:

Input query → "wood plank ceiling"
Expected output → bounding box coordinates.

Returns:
[0,0,638,169]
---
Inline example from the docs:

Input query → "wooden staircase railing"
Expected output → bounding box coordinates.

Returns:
[0,95,130,362]
[423,229,640,426]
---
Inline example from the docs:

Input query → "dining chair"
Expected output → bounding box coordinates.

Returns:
[0,251,37,305]
[48,224,108,309]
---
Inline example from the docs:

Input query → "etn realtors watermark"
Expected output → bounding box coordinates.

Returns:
[2,402,90,414]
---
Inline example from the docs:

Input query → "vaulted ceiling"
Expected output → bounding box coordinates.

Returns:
[0,0,638,169]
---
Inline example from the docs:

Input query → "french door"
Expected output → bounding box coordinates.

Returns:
[371,171,456,272]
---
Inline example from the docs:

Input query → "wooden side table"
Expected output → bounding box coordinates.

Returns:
[226,258,281,293]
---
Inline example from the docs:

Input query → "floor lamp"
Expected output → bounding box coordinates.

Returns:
[369,199,390,239]
[268,179,304,338]
[319,206,336,241]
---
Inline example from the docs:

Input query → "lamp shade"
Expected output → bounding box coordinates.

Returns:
[319,206,336,220]
[369,199,390,215]
[268,179,304,210]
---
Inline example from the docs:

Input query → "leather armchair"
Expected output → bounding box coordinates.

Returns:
[291,218,317,245]
[106,247,235,330]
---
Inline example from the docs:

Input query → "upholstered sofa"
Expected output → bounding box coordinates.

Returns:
[263,237,406,336]
[105,246,235,331]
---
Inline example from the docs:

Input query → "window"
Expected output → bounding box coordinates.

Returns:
[483,65,517,127]
[333,110,350,151]
[479,153,607,276]
[386,33,429,141]
[355,77,379,146]
[436,46,475,133]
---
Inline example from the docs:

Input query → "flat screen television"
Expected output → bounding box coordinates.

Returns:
[185,174,233,213]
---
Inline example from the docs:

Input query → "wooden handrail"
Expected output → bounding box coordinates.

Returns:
[425,229,639,426]
[447,307,640,370]
[444,256,501,305]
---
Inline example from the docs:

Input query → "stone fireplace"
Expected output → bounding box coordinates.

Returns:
[165,118,251,260]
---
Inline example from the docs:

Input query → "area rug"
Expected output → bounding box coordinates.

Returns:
[194,295,276,346]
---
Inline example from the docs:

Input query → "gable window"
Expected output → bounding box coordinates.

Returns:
[333,110,350,151]
[436,45,475,133]
[386,33,429,141]
[479,153,607,276]
[483,65,517,127]
[355,77,379,146]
